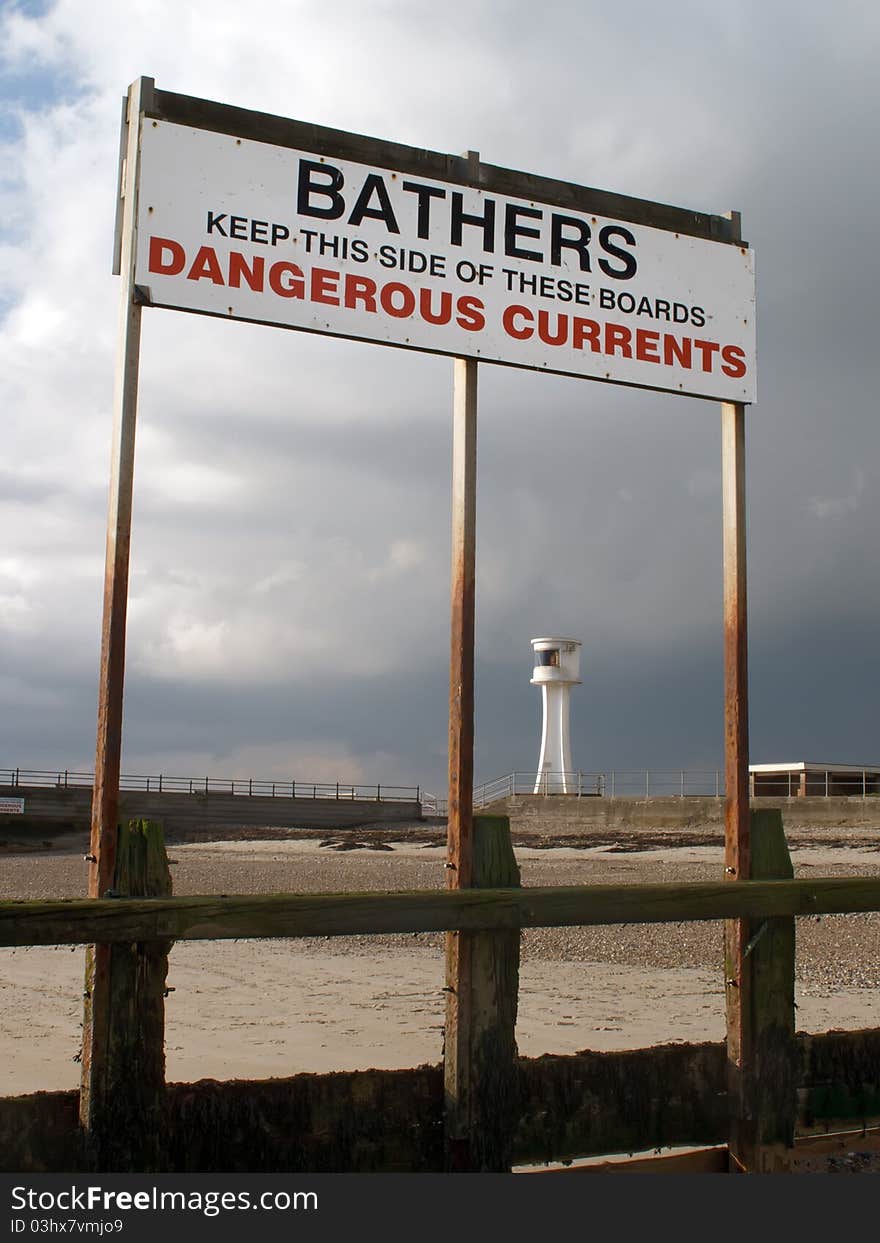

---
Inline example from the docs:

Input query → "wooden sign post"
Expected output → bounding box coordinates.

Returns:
[722,395,753,1168]
[444,307,479,1167]
[81,76,154,1133]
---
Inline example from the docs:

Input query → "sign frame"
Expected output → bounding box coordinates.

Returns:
[89,77,755,1167]
[116,83,754,405]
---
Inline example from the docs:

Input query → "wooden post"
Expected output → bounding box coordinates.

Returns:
[719,279,759,1169]
[81,819,172,1170]
[445,814,521,1171]
[89,74,153,904]
[721,395,750,868]
[750,811,796,1166]
[82,76,154,1143]
[722,394,751,1165]
[728,810,796,1171]
[444,234,484,1170]
[444,160,483,1165]
[446,154,479,890]
[83,75,153,1141]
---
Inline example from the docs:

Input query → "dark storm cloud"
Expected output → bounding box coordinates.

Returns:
[1,1,878,789]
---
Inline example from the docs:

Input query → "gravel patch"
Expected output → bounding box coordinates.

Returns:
[2,832,879,992]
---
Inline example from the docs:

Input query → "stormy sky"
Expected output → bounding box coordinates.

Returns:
[1,0,878,795]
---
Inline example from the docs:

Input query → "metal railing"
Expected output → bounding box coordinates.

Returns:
[472,770,721,803]
[423,772,604,815]
[750,771,880,798]
[0,767,419,804]
[477,771,605,803]
[423,768,880,815]
[599,770,725,799]
[6,766,877,817]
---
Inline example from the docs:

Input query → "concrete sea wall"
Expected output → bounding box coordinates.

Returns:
[4,784,878,840]
[0,783,420,835]
[484,794,880,835]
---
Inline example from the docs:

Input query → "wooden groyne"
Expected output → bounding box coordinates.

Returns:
[2,813,879,1173]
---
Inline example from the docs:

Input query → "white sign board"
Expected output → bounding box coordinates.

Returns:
[0,797,25,815]
[135,121,756,402]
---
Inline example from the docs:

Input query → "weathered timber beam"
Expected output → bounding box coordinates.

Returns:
[148,88,739,244]
[80,820,171,1170]
[513,1042,728,1165]
[3,877,880,947]
[445,815,521,1172]
[2,1030,880,1173]
[731,812,797,1171]
[520,1147,730,1175]
[799,1028,880,1129]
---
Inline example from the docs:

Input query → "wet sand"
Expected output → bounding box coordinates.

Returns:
[2,832,879,1094]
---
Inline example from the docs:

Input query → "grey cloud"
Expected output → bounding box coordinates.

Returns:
[1,1,878,789]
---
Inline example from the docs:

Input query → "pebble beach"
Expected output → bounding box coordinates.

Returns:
[2,819,879,1096]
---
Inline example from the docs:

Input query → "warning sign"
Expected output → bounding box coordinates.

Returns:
[135,121,756,402]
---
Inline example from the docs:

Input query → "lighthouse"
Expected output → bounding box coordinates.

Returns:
[531,637,581,794]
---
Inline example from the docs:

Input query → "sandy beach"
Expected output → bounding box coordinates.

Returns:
[3,826,880,1096]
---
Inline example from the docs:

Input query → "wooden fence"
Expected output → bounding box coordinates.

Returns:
[2,812,879,1173]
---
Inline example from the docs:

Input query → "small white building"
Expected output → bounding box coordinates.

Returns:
[749,761,880,797]
[531,637,581,794]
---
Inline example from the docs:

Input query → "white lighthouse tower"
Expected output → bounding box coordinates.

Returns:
[531,637,582,794]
